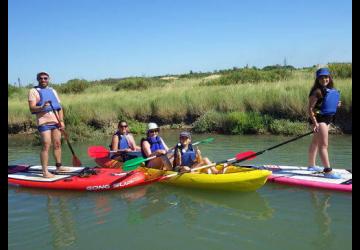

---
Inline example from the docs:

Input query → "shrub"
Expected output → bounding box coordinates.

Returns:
[201,68,293,86]
[55,79,90,94]
[193,111,271,134]
[192,111,225,133]
[8,84,21,97]
[268,119,308,135]
[222,112,271,134]
[113,78,166,91]
[127,120,147,134]
[328,63,352,78]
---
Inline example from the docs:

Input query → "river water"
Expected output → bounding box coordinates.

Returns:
[8,131,352,250]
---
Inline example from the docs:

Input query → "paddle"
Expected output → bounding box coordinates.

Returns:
[88,146,126,159]
[49,101,82,167]
[88,138,215,159]
[231,131,314,166]
[121,137,215,171]
[162,151,257,178]
[161,131,314,179]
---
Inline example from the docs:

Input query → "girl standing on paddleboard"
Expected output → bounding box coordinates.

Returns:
[307,67,341,179]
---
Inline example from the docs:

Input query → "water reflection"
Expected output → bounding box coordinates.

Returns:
[11,182,275,232]
[47,193,77,249]
[169,187,274,221]
[10,187,80,249]
[122,185,173,225]
[310,191,334,249]
[115,184,274,225]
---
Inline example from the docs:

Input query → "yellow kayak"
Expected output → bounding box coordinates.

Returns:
[141,165,271,192]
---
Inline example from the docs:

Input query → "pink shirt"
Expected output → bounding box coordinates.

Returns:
[28,88,61,126]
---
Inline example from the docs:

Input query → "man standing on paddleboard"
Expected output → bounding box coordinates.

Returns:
[28,71,66,178]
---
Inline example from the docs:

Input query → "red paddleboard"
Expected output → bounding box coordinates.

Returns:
[8,165,161,191]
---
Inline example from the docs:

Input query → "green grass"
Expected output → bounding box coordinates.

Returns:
[8,66,352,139]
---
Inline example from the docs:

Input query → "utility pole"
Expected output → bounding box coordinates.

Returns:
[18,77,21,88]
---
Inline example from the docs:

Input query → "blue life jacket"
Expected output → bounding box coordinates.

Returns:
[31,86,62,114]
[175,144,197,166]
[320,88,340,116]
[109,132,141,161]
[148,136,165,152]
[114,131,130,150]
[141,136,165,158]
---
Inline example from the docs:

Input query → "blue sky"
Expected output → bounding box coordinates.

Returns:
[8,0,352,85]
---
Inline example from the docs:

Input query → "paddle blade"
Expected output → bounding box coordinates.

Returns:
[123,163,142,171]
[72,155,82,167]
[88,146,110,158]
[193,137,214,145]
[200,138,214,144]
[235,151,257,162]
[123,157,146,169]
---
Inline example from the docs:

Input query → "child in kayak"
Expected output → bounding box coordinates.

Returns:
[172,131,220,174]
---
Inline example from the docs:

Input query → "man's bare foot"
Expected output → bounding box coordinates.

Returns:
[43,171,55,178]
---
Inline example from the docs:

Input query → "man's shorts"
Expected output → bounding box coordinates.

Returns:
[37,124,60,133]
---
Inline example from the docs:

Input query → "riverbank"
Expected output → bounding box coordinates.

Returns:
[7,119,346,146]
[8,67,352,141]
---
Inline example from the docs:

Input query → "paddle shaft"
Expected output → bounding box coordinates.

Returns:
[163,163,217,178]
[161,152,252,179]
[92,138,213,156]
[163,131,314,178]
[162,151,249,179]
[49,102,79,158]
[140,139,205,159]
[231,131,314,164]
[146,139,207,160]
[123,138,214,170]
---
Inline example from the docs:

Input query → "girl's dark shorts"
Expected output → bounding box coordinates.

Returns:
[308,115,334,125]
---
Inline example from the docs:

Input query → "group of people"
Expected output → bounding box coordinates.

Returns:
[28,68,342,179]
[109,121,220,174]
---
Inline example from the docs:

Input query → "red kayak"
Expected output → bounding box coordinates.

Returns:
[8,165,162,191]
